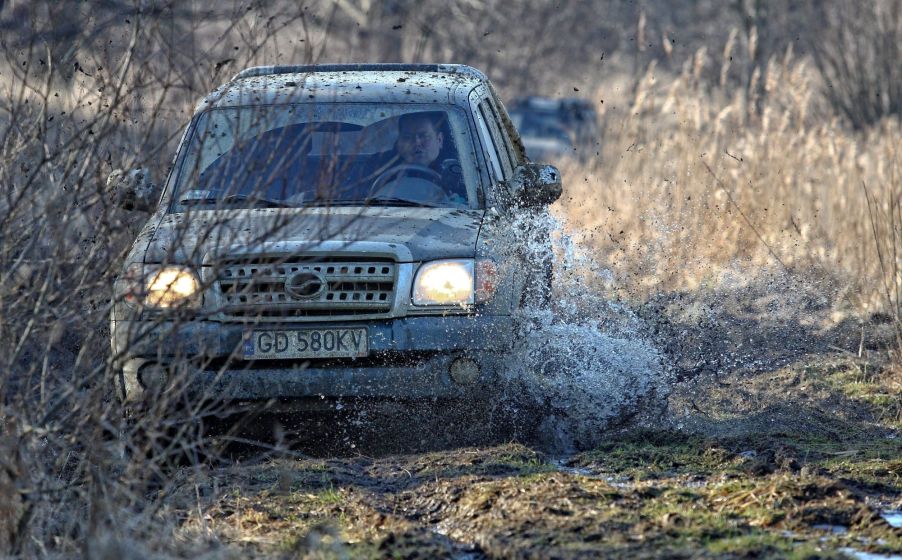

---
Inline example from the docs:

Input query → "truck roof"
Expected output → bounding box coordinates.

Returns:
[196,64,487,112]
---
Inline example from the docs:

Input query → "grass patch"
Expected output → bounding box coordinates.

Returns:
[824,364,902,428]
[565,360,902,557]
[578,430,745,479]
[704,534,848,559]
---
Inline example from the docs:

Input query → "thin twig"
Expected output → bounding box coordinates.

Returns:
[701,160,788,272]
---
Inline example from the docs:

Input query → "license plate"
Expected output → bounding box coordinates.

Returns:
[242,328,368,359]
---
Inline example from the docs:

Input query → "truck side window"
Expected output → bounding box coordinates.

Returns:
[478,101,513,179]
[473,100,504,182]
[485,99,519,168]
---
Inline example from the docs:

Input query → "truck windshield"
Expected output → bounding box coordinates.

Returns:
[170,104,481,211]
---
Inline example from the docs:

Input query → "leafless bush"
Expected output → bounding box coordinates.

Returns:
[0,3,328,556]
[810,1,902,128]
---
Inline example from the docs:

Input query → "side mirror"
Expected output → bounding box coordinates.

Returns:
[107,168,159,212]
[507,163,562,207]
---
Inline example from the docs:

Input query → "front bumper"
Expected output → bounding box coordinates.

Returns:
[111,315,514,404]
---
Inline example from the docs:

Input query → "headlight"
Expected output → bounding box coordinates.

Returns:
[117,264,202,309]
[145,266,201,308]
[412,259,497,306]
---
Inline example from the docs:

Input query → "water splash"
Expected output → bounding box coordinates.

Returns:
[494,211,670,452]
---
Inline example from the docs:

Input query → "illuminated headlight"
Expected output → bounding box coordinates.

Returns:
[412,259,497,306]
[146,266,201,308]
[118,264,202,309]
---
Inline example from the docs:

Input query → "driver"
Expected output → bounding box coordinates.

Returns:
[367,111,465,204]
[395,112,444,169]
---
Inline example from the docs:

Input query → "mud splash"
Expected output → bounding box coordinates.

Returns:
[496,213,670,452]
[492,207,871,453]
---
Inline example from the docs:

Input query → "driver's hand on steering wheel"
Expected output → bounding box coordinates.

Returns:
[369,163,450,204]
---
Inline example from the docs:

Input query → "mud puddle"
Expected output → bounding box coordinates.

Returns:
[842,549,902,560]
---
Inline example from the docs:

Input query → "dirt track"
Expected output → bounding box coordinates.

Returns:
[139,351,901,559]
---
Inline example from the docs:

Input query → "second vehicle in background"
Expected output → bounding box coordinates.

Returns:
[508,96,600,163]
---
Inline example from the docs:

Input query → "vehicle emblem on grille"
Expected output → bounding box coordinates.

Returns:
[285,271,325,300]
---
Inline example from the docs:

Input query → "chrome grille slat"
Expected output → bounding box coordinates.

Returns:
[216,258,396,320]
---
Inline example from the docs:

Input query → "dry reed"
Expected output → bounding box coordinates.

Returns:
[556,42,901,320]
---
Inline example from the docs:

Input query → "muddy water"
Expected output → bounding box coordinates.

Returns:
[841,549,902,560]
[222,207,879,462]
[491,213,670,452]
[488,208,866,454]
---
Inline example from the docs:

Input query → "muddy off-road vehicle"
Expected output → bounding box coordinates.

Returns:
[110,64,561,412]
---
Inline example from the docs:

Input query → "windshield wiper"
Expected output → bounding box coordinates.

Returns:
[179,194,295,208]
[363,196,440,208]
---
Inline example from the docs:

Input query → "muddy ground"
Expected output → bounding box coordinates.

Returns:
[120,283,902,560]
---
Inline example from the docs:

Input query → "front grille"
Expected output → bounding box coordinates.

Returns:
[216,257,396,320]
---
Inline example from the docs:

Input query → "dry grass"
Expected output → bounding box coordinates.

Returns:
[555,47,901,319]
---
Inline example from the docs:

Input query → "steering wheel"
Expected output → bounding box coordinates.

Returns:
[369,164,449,204]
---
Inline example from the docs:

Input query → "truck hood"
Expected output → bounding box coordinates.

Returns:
[139,206,485,264]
